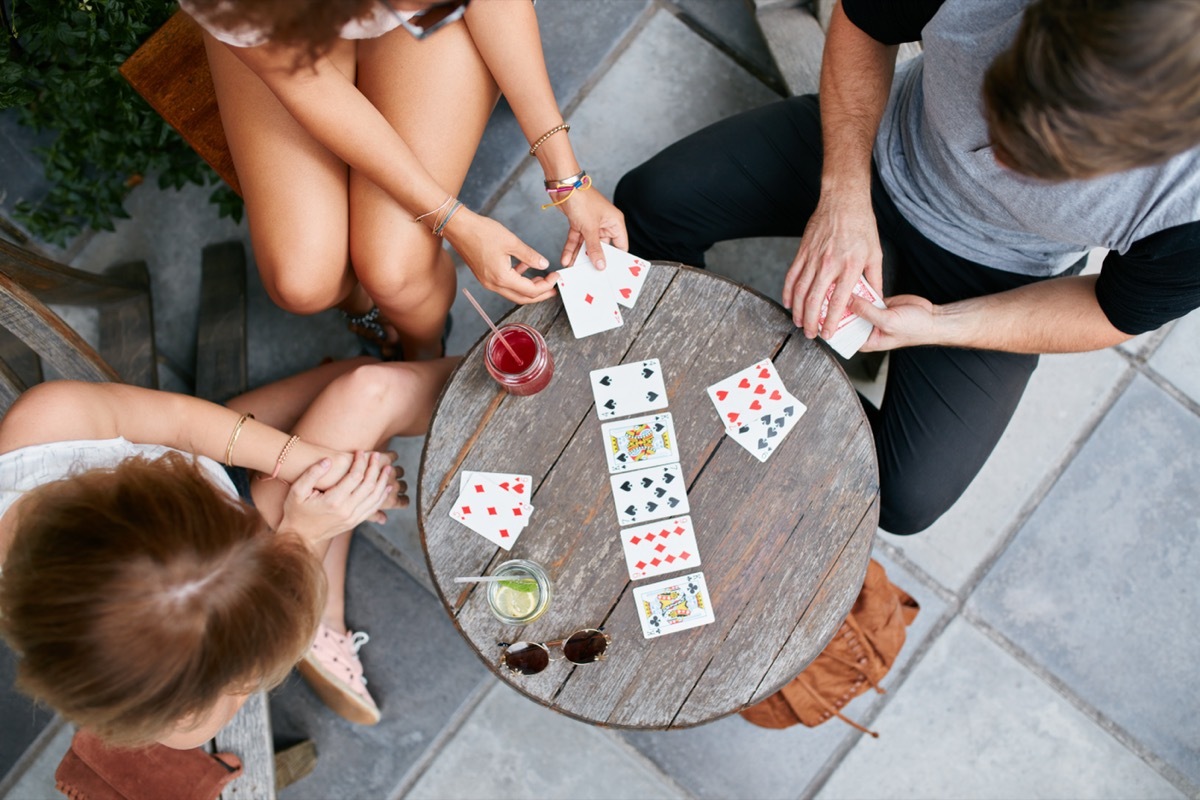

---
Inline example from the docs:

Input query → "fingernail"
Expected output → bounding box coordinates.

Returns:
[597,259,606,270]
[539,258,549,268]
[320,458,331,468]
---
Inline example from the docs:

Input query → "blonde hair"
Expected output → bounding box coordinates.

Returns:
[0,453,325,746]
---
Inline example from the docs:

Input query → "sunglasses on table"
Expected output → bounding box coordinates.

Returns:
[498,628,611,675]
[379,0,471,40]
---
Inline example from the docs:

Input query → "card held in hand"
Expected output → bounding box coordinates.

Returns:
[600,412,679,473]
[589,358,668,421]
[609,463,689,526]
[633,571,714,638]
[558,253,623,339]
[619,515,701,580]
[820,277,887,359]
[599,242,652,309]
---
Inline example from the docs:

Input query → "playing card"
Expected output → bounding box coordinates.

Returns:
[600,412,679,473]
[600,243,652,309]
[632,571,714,639]
[706,359,800,433]
[557,256,623,339]
[589,358,668,421]
[609,463,689,526]
[449,474,534,550]
[820,277,887,359]
[725,401,805,462]
[619,516,701,580]
[459,471,531,500]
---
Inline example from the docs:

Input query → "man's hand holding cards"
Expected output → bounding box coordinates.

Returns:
[819,277,887,359]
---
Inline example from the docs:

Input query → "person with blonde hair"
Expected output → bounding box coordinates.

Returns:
[183,0,627,359]
[0,354,456,747]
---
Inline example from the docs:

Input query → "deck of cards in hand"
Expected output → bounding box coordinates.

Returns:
[588,357,715,638]
[557,243,652,339]
[449,471,533,551]
[707,359,806,462]
[820,277,887,359]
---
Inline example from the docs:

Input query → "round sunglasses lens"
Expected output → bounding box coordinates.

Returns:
[562,630,608,664]
[503,642,549,675]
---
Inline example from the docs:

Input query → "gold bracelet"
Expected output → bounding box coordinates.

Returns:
[260,434,301,483]
[225,412,254,468]
[528,122,570,157]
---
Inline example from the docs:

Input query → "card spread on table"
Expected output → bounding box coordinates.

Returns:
[633,571,714,638]
[449,471,534,551]
[599,243,652,309]
[557,256,623,339]
[820,277,887,359]
[619,515,700,581]
[590,358,668,421]
[707,359,807,462]
[601,412,679,473]
[610,463,689,526]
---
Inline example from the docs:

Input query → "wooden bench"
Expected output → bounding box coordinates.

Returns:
[119,10,241,196]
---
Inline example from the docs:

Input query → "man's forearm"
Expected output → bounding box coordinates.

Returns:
[930,276,1133,353]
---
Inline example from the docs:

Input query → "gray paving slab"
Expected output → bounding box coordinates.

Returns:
[969,374,1200,790]
[668,0,785,90]
[270,534,488,800]
[1148,308,1200,407]
[461,0,652,211]
[880,348,1130,592]
[0,644,53,785]
[754,4,825,95]
[405,681,686,800]
[0,720,72,800]
[817,618,1185,800]
[621,550,948,800]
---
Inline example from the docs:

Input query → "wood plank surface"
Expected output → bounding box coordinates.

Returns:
[215,692,275,800]
[0,274,118,385]
[419,265,877,728]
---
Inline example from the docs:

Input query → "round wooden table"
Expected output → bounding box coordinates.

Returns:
[418,264,878,729]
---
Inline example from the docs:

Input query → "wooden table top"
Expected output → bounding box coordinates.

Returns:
[418,264,878,729]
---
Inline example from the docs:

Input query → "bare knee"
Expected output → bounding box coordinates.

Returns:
[350,236,445,309]
[256,249,351,316]
[327,363,421,419]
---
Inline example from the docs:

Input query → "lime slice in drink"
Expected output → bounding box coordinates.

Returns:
[499,576,538,592]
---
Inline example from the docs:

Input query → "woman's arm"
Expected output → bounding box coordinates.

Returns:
[462,1,628,268]
[0,382,339,484]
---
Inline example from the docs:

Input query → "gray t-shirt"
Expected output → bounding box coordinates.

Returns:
[873,0,1200,277]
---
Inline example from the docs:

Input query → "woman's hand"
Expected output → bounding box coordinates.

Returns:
[443,208,559,304]
[556,184,628,270]
[277,451,401,544]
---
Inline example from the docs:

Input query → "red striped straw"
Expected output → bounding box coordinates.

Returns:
[462,288,521,361]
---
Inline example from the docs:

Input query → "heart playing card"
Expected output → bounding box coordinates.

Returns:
[589,358,668,421]
[558,255,623,339]
[820,277,887,359]
[599,242,652,309]
[600,412,679,473]
[707,359,801,433]
[632,571,714,638]
[619,515,701,580]
[609,463,689,526]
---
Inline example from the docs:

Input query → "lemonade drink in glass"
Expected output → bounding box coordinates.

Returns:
[487,559,551,624]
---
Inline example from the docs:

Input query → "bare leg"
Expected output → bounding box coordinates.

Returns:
[350,22,501,359]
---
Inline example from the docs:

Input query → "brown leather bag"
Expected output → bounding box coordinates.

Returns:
[54,728,242,800]
[740,559,919,737]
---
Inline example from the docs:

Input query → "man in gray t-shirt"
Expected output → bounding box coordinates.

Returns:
[615,0,1200,534]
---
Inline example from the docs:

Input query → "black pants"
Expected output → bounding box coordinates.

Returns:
[615,95,1070,535]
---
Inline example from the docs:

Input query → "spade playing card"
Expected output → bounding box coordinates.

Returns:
[707,360,806,462]
[600,412,679,473]
[589,358,669,421]
[632,571,714,639]
[609,463,689,526]
[599,243,652,309]
[726,404,804,462]
[558,254,623,339]
[619,516,701,580]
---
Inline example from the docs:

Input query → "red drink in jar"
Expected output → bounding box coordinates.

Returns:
[484,323,554,395]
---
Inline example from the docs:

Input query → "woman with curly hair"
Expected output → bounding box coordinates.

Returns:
[183,0,627,359]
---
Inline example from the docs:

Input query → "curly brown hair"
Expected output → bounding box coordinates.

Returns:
[983,0,1200,181]
[187,0,379,60]
[0,453,326,747]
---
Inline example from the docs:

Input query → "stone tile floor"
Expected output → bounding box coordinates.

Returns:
[2,1,1197,798]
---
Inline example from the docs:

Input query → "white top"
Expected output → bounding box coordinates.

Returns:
[0,438,237,521]
[179,1,417,48]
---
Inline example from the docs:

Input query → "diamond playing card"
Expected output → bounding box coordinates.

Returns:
[459,471,531,499]
[600,412,679,473]
[599,243,652,309]
[449,473,534,551]
[820,277,887,359]
[557,255,623,339]
[632,571,714,639]
[619,516,701,580]
[609,463,688,526]
[589,358,668,421]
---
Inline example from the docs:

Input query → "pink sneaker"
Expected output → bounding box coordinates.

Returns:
[297,624,381,726]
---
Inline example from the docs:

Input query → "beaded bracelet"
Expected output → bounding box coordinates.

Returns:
[225,412,254,468]
[528,122,570,157]
[259,434,300,483]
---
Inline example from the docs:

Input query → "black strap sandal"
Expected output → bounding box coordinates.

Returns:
[341,306,400,361]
